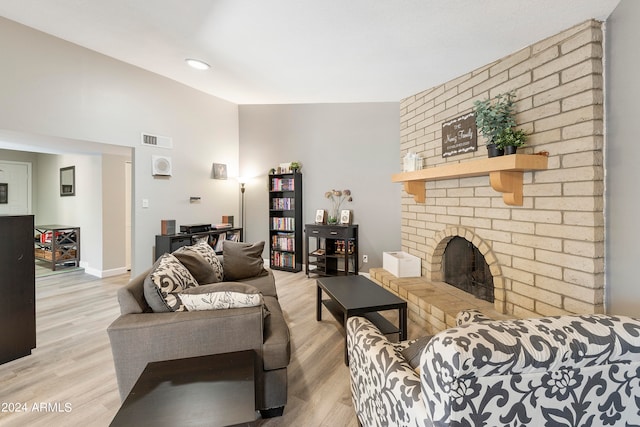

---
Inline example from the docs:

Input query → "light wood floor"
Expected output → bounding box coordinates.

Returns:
[0,269,424,426]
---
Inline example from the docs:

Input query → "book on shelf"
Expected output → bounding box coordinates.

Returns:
[226,230,241,242]
[214,233,226,252]
[271,251,295,268]
[271,217,295,231]
[213,223,232,229]
[270,178,295,191]
[271,232,295,251]
[271,197,294,211]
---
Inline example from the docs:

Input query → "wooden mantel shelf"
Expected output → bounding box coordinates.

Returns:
[391,154,548,206]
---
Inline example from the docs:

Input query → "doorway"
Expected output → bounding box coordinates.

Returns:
[0,160,32,215]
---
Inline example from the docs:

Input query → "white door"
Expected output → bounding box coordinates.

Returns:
[125,161,132,270]
[0,161,32,215]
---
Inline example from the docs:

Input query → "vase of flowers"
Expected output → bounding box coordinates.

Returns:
[324,189,352,224]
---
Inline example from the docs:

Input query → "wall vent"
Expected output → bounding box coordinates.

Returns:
[141,133,173,149]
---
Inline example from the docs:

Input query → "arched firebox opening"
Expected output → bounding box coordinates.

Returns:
[443,237,494,303]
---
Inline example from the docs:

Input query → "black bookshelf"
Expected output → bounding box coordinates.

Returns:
[268,172,302,272]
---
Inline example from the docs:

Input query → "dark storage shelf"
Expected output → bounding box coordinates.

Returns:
[155,228,242,260]
[269,172,302,272]
[305,224,358,277]
[34,225,80,271]
[1,215,36,364]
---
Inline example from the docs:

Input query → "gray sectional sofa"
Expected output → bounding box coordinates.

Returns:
[107,241,291,418]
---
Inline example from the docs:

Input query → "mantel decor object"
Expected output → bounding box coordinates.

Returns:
[442,112,477,157]
[473,91,526,157]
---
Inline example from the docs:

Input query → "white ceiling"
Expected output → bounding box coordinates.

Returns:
[0,0,621,105]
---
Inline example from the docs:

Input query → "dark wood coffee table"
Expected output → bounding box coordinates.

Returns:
[316,275,408,364]
[110,350,257,427]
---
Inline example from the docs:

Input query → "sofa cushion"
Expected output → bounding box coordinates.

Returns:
[401,335,433,371]
[173,243,223,284]
[143,253,199,312]
[223,241,268,281]
[179,282,263,311]
[239,269,278,298]
[262,296,291,371]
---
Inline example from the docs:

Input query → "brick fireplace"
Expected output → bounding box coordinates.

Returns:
[393,20,605,323]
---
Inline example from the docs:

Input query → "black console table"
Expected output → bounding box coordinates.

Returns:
[305,224,358,277]
[155,227,242,260]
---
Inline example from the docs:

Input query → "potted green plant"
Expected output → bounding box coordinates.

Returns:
[473,91,517,157]
[495,127,527,155]
[290,161,301,172]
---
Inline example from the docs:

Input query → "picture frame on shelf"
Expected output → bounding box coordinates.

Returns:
[279,163,291,173]
[340,209,351,225]
[315,209,326,224]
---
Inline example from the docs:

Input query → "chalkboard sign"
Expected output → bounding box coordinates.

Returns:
[442,112,477,157]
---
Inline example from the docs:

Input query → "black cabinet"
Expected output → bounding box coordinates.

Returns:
[269,172,302,272]
[305,224,358,277]
[155,228,243,260]
[0,215,35,364]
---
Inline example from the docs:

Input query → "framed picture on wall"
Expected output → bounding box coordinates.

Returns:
[212,163,228,180]
[315,209,325,224]
[0,183,7,204]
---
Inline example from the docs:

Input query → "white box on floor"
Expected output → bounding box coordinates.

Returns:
[383,251,421,277]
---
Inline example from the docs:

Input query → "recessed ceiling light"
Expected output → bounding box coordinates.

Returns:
[185,58,210,70]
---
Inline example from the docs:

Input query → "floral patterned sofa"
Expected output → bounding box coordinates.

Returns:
[347,310,640,427]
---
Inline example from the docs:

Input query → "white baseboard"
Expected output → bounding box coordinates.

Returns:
[80,262,129,278]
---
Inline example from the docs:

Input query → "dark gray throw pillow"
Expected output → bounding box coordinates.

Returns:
[401,335,433,370]
[173,246,221,284]
[223,241,268,281]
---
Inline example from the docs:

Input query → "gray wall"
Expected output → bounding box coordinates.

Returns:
[605,0,640,315]
[0,17,239,276]
[239,103,401,272]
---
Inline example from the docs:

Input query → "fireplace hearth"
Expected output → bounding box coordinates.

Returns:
[443,237,494,303]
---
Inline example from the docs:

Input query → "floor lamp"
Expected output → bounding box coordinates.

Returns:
[239,180,246,240]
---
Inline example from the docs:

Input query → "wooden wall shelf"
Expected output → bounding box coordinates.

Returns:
[391,154,548,206]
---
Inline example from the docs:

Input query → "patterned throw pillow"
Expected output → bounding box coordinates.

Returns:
[179,282,263,311]
[184,240,224,282]
[143,253,199,312]
[173,243,223,285]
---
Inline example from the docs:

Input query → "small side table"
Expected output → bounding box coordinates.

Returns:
[110,351,257,427]
[34,225,80,271]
